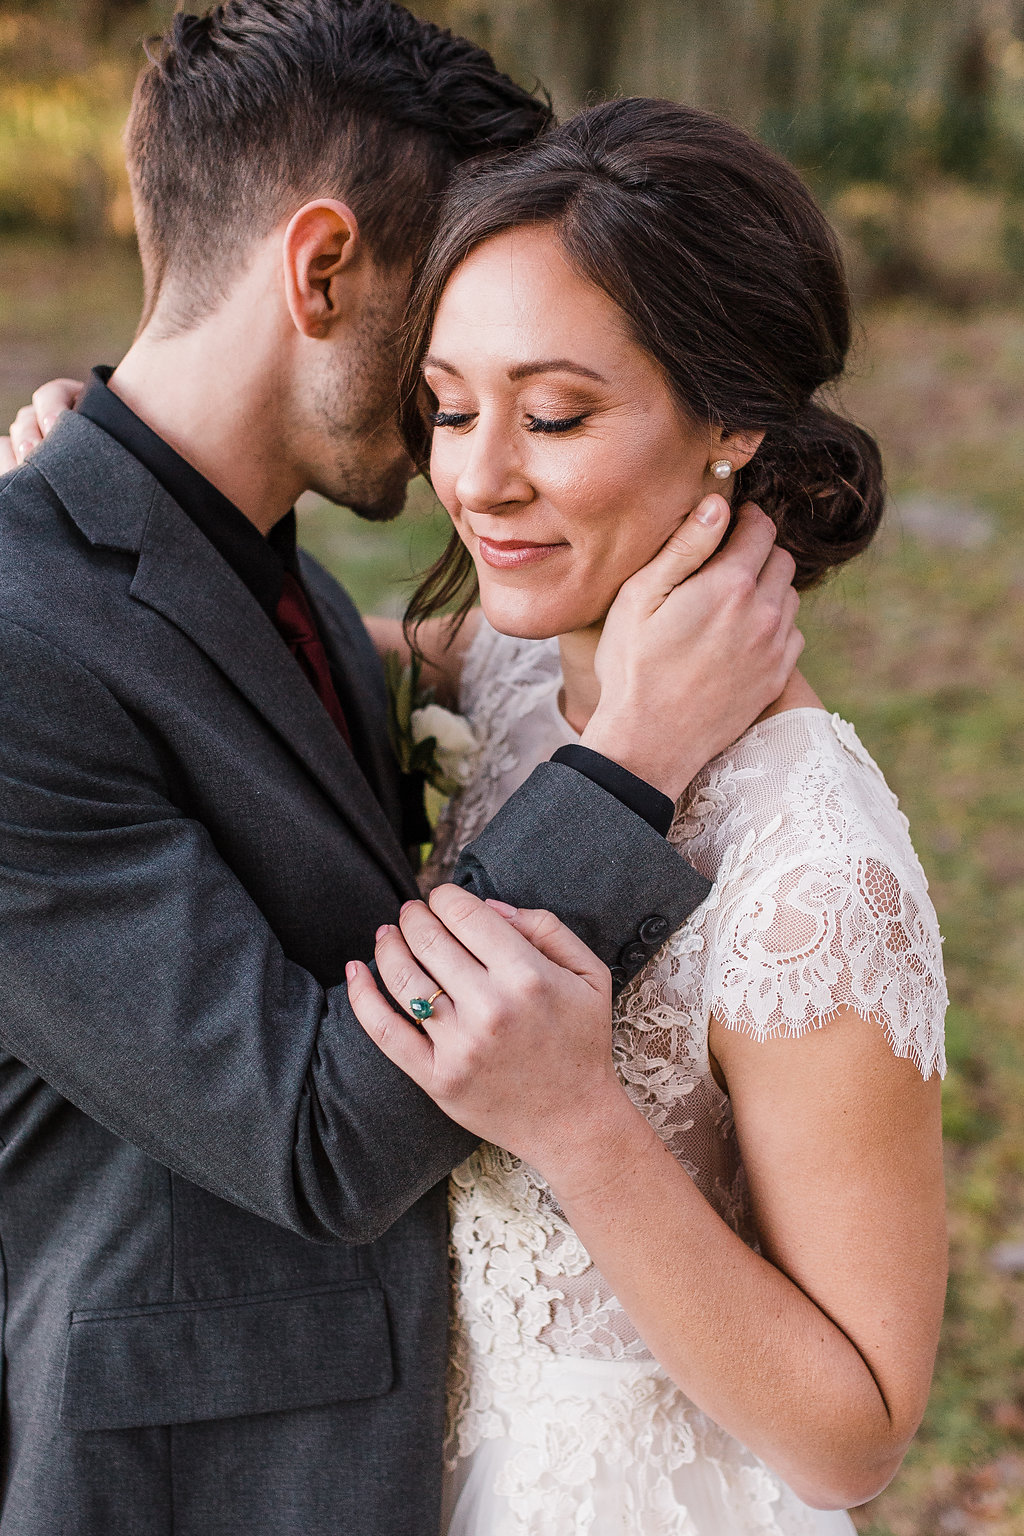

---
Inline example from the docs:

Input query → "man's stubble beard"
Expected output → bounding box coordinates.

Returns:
[309,292,416,523]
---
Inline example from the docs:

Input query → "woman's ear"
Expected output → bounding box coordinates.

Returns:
[282,200,362,339]
[713,426,765,472]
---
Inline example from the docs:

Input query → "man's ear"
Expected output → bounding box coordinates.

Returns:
[282,200,362,339]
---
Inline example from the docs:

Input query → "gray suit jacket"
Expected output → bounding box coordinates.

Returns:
[0,412,710,1535]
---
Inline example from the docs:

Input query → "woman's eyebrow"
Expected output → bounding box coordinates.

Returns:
[507,359,606,383]
[422,355,606,383]
[422,355,462,377]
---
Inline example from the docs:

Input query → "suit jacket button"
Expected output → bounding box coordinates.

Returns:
[619,941,649,970]
[609,966,628,986]
[638,915,670,945]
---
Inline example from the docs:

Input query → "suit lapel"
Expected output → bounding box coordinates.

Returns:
[129,486,417,899]
[33,414,416,900]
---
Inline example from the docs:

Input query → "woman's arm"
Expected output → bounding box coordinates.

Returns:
[349,888,946,1510]
[541,1008,946,1511]
[362,609,480,710]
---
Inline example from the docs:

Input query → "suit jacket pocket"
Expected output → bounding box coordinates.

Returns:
[59,1280,393,1432]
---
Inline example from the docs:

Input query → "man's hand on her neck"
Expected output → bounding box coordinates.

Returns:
[580,497,803,802]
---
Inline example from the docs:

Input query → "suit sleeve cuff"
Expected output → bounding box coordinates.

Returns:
[550,744,675,837]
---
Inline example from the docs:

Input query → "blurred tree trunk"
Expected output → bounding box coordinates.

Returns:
[417,0,1021,188]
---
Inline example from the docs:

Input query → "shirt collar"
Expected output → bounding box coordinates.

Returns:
[76,366,297,619]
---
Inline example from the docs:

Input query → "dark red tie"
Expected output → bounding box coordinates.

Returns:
[275,572,352,749]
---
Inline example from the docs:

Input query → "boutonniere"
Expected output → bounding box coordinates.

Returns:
[384,650,481,802]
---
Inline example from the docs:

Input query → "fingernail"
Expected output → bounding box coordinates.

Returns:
[695,495,725,527]
[376,924,392,941]
[400,901,418,915]
[15,442,28,462]
[346,961,357,981]
[42,413,59,433]
[486,899,519,918]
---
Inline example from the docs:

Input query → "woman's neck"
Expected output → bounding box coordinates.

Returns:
[557,624,604,735]
[556,619,823,740]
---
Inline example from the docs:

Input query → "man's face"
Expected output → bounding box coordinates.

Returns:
[301,265,416,521]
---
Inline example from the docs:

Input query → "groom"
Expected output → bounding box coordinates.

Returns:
[0,2,800,1533]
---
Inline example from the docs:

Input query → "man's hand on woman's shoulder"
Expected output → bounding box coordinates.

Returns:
[1,378,84,473]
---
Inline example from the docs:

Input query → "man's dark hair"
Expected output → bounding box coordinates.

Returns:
[126,0,553,331]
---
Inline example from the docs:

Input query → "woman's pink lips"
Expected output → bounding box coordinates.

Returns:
[476,536,566,570]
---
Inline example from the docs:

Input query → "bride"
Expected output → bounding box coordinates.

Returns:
[347,99,949,1534]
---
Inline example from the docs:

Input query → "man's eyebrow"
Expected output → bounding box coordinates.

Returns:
[422,355,606,384]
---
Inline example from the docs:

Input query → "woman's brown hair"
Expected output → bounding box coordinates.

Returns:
[400,97,884,638]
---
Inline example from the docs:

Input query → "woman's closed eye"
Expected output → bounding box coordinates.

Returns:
[428,409,590,434]
[526,412,589,434]
[429,409,476,430]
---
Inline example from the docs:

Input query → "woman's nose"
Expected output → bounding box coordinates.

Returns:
[454,419,532,515]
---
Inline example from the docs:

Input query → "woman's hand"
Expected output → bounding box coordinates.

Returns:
[358,885,947,1512]
[345,885,638,1172]
[0,378,84,472]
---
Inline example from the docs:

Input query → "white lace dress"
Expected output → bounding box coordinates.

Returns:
[429,617,948,1536]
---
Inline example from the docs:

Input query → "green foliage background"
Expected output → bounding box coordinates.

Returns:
[5,0,1024,299]
[1,3,1023,1534]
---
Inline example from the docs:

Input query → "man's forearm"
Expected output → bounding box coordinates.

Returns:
[452,761,711,989]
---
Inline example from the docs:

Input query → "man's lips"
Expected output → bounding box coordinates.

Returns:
[476,536,567,570]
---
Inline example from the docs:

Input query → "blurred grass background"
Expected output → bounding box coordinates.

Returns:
[1,3,1023,1532]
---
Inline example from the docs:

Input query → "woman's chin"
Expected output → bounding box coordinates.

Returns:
[478,586,604,641]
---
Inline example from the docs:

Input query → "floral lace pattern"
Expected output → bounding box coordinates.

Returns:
[445,1354,833,1535]
[435,619,946,1535]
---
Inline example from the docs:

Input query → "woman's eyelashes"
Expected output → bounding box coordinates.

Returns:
[526,413,589,434]
[427,408,590,434]
[429,409,475,429]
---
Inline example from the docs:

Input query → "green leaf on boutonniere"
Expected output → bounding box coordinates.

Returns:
[384,648,423,776]
[383,649,481,814]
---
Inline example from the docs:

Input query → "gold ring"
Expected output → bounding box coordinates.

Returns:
[409,987,445,1021]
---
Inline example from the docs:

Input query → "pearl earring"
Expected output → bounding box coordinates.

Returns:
[710,459,733,480]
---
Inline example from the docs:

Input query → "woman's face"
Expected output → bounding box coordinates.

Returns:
[424,224,717,640]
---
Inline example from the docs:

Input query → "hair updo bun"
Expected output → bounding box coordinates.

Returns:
[402,97,886,629]
[741,404,884,588]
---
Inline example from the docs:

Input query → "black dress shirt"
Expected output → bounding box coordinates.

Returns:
[76,367,673,836]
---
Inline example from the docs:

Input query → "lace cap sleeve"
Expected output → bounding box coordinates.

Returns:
[684,712,948,1081]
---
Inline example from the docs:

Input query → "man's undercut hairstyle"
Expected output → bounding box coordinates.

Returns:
[126,0,553,333]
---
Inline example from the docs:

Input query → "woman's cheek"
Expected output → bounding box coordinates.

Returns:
[428,441,461,523]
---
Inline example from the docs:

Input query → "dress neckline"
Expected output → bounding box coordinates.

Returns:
[471,615,836,755]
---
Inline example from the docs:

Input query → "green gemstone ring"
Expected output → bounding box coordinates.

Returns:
[409,987,444,1021]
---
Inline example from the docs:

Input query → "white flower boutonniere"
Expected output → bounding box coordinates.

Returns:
[384,650,481,800]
